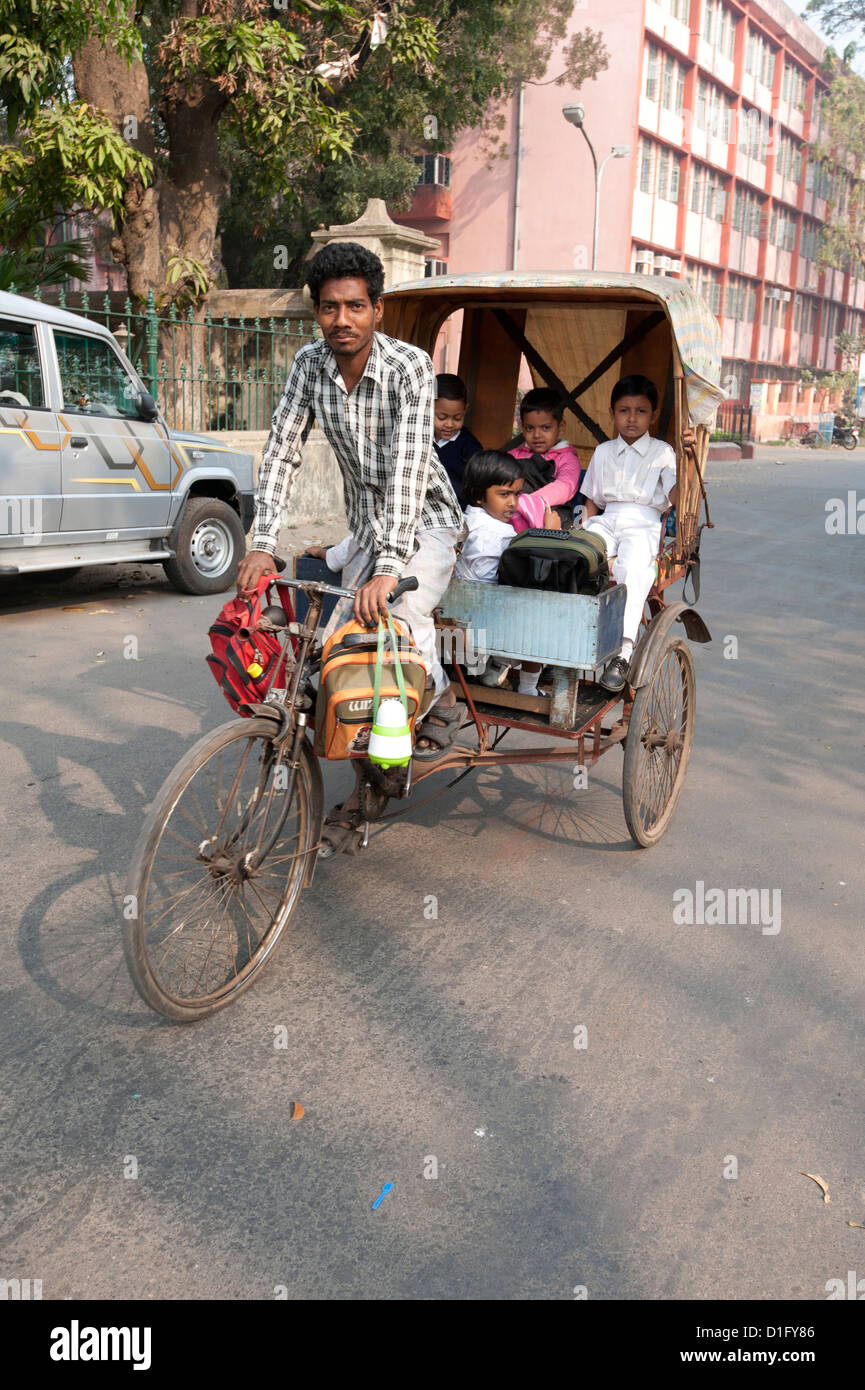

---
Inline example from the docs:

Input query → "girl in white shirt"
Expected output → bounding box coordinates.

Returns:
[581,374,681,693]
[456,450,558,696]
[455,451,525,582]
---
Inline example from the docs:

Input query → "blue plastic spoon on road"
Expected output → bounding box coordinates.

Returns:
[371,1181,394,1210]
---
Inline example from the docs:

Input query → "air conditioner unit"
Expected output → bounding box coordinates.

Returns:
[635,251,654,272]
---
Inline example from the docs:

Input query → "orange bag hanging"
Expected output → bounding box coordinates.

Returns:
[313,615,429,760]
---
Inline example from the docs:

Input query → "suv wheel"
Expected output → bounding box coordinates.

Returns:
[163,496,245,595]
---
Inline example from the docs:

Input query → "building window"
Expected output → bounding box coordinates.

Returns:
[639,138,681,201]
[655,51,686,114]
[424,260,448,277]
[690,166,703,213]
[739,106,768,161]
[745,30,775,86]
[703,2,737,56]
[645,44,659,102]
[639,138,653,193]
[781,62,807,110]
[800,219,819,261]
[670,159,681,202]
[414,154,451,187]
[732,187,764,237]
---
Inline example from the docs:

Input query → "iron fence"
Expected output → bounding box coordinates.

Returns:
[716,400,753,442]
[33,286,317,433]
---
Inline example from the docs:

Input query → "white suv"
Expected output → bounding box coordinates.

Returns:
[0,289,255,593]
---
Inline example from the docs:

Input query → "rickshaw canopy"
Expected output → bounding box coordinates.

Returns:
[383,270,724,446]
[383,270,721,558]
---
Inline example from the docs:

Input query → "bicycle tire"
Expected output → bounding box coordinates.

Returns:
[124,718,320,1021]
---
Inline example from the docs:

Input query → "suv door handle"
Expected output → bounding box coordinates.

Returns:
[70,437,89,448]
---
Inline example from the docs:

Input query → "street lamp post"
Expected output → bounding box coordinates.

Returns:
[562,103,630,271]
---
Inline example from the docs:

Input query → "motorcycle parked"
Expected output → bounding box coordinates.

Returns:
[800,423,859,450]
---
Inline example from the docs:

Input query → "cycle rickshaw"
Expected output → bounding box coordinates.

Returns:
[124,272,724,1021]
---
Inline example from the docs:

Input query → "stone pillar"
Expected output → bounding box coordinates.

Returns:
[306,198,440,291]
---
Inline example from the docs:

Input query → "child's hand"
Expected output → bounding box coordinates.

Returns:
[305,545,327,559]
[543,503,562,531]
[681,427,697,449]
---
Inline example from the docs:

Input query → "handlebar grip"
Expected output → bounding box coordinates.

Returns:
[387,575,419,604]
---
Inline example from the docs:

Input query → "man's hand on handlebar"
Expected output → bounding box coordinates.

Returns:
[236,549,276,595]
[354,574,397,627]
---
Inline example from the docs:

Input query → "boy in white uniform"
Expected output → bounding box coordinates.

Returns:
[581,374,680,694]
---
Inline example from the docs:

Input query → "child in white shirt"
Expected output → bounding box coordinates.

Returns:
[581,374,680,693]
[456,449,558,696]
[455,451,524,582]
[306,534,353,573]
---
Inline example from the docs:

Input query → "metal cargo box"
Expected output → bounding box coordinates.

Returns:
[437,579,626,672]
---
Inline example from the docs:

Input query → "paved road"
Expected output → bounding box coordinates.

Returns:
[1,447,863,1301]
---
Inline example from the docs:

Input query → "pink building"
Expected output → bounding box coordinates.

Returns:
[392,0,864,432]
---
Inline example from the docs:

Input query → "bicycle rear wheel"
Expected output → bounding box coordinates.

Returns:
[124,718,321,1021]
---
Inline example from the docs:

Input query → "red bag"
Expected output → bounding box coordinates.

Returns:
[206,575,295,715]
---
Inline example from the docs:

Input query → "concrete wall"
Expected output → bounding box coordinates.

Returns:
[213,428,347,528]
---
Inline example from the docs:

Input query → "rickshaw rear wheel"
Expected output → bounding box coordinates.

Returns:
[622,636,695,847]
[124,718,320,1021]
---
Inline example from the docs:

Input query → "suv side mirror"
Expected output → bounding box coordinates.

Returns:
[136,391,159,422]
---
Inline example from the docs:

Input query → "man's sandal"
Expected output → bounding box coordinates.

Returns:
[413,703,466,763]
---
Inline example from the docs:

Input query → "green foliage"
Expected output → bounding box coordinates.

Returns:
[811,53,865,271]
[158,248,211,309]
[0,229,91,294]
[220,0,609,286]
[835,328,865,365]
[0,0,609,298]
[0,104,152,242]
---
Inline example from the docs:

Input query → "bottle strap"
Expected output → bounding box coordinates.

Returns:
[373,612,409,721]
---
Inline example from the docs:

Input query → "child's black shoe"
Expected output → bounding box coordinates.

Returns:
[599,655,629,694]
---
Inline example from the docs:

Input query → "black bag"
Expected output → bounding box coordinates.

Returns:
[517,451,557,493]
[498,527,609,595]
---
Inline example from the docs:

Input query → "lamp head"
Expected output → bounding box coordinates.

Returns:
[612,144,631,157]
[562,103,585,129]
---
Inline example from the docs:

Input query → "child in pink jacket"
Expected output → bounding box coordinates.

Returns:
[508,388,584,531]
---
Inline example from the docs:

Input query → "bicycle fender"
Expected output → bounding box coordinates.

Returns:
[629,602,711,689]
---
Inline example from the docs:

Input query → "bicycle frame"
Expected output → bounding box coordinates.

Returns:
[257,574,634,802]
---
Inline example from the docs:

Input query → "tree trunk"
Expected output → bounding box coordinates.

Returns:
[72,4,228,304]
[72,22,162,302]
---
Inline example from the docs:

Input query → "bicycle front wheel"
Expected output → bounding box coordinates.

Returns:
[124,718,321,1021]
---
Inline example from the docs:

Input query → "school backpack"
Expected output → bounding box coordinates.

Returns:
[497,527,609,595]
[206,575,295,714]
[314,614,429,760]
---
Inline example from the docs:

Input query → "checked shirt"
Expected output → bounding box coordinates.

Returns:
[251,332,463,579]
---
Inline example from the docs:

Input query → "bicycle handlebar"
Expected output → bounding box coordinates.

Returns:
[269,573,419,605]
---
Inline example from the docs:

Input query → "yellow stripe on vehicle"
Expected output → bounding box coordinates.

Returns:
[72,477,142,491]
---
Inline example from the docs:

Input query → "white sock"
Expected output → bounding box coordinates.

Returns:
[620,638,634,660]
[518,674,540,696]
